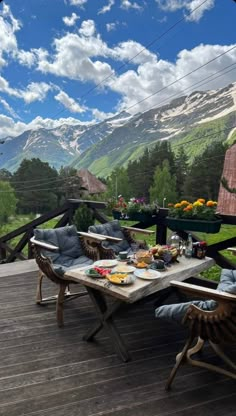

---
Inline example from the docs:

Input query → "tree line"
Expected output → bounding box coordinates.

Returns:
[0,140,226,227]
[104,140,226,206]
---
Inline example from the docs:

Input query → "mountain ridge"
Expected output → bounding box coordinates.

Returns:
[1,83,236,175]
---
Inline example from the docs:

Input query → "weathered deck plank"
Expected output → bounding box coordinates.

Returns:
[0,262,235,416]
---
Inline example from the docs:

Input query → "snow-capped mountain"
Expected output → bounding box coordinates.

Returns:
[1,84,236,174]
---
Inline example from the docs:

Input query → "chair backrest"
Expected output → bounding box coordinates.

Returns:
[89,220,130,253]
[34,225,84,263]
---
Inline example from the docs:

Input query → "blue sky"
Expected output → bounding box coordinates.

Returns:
[0,0,236,139]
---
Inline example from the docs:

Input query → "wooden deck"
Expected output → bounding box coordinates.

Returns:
[0,261,235,416]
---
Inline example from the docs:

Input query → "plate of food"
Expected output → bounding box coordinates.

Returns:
[135,261,148,269]
[85,267,112,278]
[106,272,135,285]
[134,269,162,280]
[113,264,136,273]
[93,259,118,268]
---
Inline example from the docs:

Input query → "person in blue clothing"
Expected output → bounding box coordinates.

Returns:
[155,269,236,323]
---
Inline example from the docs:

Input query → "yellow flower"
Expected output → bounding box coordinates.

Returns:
[193,200,203,206]
[174,203,181,208]
[180,200,189,206]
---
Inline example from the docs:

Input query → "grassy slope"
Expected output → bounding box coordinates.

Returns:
[73,112,235,177]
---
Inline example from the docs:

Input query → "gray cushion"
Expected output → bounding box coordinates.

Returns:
[155,268,236,323]
[34,225,86,269]
[217,268,236,294]
[155,300,216,323]
[54,256,93,276]
[89,220,130,254]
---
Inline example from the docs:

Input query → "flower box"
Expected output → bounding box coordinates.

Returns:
[112,210,122,220]
[127,212,153,223]
[166,217,222,234]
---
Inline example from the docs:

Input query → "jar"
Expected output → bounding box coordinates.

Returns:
[169,232,181,254]
[193,241,207,259]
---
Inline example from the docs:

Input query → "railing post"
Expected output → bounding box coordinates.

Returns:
[0,246,6,263]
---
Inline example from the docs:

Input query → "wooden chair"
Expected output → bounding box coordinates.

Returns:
[164,281,236,390]
[88,220,154,259]
[30,225,105,327]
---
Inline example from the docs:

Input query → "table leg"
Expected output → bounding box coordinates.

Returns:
[83,287,131,362]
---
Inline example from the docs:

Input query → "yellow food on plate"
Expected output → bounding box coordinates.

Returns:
[136,261,148,268]
[107,273,128,283]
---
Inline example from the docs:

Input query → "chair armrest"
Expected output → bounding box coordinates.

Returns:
[30,236,59,252]
[227,247,236,256]
[77,231,107,242]
[170,280,236,303]
[122,226,154,235]
[88,231,122,242]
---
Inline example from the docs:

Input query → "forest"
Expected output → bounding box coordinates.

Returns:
[0,140,227,227]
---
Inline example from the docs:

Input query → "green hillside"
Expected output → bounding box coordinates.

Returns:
[71,111,236,178]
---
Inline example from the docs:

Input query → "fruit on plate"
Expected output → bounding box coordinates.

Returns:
[150,245,178,262]
[106,273,128,284]
[93,267,112,277]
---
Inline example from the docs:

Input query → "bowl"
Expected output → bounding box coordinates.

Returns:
[136,250,153,264]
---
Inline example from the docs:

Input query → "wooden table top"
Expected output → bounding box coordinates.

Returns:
[65,256,215,304]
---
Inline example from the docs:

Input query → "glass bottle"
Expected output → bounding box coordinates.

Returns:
[185,233,193,258]
[169,232,181,255]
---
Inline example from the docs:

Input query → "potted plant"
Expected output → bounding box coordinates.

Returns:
[126,198,159,222]
[166,199,222,233]
[111,196,128,219]
[111,196,159,222]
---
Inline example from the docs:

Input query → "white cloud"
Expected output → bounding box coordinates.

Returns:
[120,0,143,11]
[113,40,157,64]
[155,0,215,22]
[79,20,96,37]
[110,43,236,114]
[0,76,53,103]
[98,0,115,15]
[21,82,53,104]
[0,114,91,140]
[91,108,115,121]
[68,0,87,7]
[0,97,18,118]
[55,90,85,113]
[185,0,215,22]
[106,22,117,32]
[16,49,37,67]
[0,3,21,67]
[63,12,80,27]
[36,22,114,83]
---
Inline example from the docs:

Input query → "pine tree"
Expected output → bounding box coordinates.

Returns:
[149,160,177,206]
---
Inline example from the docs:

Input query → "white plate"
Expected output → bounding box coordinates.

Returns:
[93,259,118,268]
[113,265,136,273]
[134,269,162,280]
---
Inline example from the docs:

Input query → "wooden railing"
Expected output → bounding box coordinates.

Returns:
[0,200,236,269]
[0,200,107,263]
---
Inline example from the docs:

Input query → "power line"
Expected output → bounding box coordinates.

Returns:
[52,0,210,118]
[125,45,236,113]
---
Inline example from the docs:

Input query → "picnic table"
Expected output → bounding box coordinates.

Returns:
[65,256,215,362]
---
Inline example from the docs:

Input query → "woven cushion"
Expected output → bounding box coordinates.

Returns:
[89,220,130,254]
[34,225,84,264]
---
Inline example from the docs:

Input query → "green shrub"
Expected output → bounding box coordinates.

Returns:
[73,204,95,232]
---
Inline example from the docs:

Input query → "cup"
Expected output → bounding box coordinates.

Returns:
[119,251,128,260]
